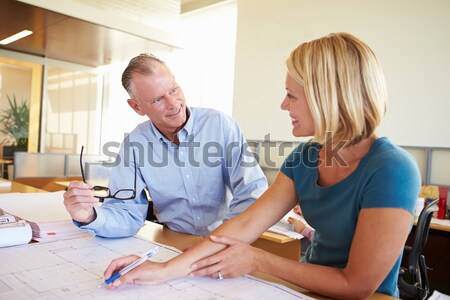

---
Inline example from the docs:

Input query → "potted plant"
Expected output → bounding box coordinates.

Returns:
[0,94,30,156]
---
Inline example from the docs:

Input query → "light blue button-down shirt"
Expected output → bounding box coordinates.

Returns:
[78,107,268,237]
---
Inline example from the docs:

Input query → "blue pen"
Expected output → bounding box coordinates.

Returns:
[99,246,159,288]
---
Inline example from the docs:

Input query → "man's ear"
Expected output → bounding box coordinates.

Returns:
[127,99,145,116]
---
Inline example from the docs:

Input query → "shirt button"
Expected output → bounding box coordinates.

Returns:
[197,216,200,220]
[180,151,184,155]
[186,174,190,179]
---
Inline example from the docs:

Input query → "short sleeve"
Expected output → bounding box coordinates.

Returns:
[362,149,421,214]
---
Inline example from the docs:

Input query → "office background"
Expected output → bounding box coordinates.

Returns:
[0,0,449,193]
[0,0,449,294]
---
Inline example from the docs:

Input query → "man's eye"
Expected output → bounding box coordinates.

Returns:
[152,98,162,104]
[170,87,177,95]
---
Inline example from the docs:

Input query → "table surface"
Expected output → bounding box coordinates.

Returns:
[137,222,396,300]
[0,180,406,299]
[54,180,296,244]
[0,180,45,193]
[429,222,450,232]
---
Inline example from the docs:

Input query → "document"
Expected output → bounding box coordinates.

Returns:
[0,179,12,187]
[0,191,87,241]
[0,191,70,222]
[0,235,314,300]
[268,209,313,240]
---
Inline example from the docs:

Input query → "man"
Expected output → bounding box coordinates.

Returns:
[63,54,267,237]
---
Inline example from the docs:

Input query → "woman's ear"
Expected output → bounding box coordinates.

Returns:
[127,99,145,116]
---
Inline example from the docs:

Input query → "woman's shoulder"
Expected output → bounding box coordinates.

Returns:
[367,137,415,165]
[364,137,420,181]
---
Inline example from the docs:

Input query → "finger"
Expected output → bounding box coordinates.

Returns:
[68,181,90,189]
[64,189,96,204]
[191,252,222,271]
[209,235,239,246]
[190,262,223,278]
[110,263,161,288]
[67,187,95,198]
[104,255,140,281]
[287,217,294,224]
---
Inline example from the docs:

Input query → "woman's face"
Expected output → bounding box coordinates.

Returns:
[280,73,315,137]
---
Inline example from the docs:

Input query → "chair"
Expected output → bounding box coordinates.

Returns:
[398,198,439,300]
[144,188,162,224]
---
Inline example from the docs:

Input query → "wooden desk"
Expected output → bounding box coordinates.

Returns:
[137,222,396,300]
[15,176,82,192]
[55,179,302,261]
[430,222,450,232]
[0,182,394,299]
[0,180,45,193]
[256,231,301,261]
[137,221,300,260]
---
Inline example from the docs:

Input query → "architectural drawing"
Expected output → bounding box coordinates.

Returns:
[0,235,313,299]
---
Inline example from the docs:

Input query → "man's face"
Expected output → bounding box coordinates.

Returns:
[127,65,187,139]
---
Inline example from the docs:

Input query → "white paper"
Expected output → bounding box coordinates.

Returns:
[0,191,89,241]
[0,179,12,187]
[428,290,450,300]
[268,209,313,240]
[0,235,314,300]
[0,191,70,222]
[431,218,450,227]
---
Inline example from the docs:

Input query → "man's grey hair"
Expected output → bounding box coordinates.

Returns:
[121,53,166,99]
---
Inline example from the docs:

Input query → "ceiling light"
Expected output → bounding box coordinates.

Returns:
[0,30,33,45]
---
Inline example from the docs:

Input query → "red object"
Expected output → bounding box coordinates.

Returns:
[437,187,448,220]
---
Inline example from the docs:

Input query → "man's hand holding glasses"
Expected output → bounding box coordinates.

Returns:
[63,146,137,225]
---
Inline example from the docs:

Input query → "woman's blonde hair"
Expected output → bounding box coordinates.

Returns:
[286,32,387,145]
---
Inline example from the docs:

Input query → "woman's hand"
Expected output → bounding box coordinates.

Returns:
[189,235,263,279]
[103,255,168,289]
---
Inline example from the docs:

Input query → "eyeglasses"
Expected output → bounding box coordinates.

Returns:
[80,146,137,200]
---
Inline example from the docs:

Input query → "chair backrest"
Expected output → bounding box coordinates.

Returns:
[84,161,115,185]
[13,152,66,179]
[408,199,439,269]
[399,198,439,300]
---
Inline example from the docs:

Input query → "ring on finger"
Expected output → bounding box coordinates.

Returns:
[218,271,224,280]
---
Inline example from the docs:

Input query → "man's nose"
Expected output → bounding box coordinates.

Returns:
[164,92,177,108]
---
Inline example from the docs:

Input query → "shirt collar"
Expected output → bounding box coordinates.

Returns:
[148,106,194,144]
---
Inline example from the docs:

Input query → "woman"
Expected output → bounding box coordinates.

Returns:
[103,33,421,299]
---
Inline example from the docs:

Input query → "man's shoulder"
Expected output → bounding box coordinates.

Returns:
[191,107,235,124]
[192,106,225,117]
[128,120,158,140]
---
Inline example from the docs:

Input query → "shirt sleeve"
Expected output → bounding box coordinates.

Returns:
[361,149,421,214]
[222,115,268,219]
[75,142,148,238]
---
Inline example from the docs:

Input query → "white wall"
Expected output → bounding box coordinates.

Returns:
[100,1,238,150]
[170,0,237,115]
[233,0,450,147]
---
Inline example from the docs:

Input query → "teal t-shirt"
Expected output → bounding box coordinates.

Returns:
[280,137,421,297]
